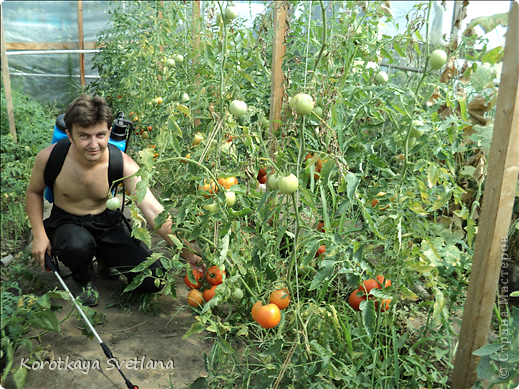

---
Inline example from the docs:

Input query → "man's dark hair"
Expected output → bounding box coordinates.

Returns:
[64,94,113,134]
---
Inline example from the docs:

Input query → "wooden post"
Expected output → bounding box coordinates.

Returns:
[157,1,164,80]
[269,1,288,135]
[0,4,17,142]
[451,1,519,387]
[77,1,85,87]
[193,1,201,127]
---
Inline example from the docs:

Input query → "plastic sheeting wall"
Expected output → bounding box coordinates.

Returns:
[3,1,112,105]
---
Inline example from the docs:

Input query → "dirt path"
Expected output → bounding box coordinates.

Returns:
[9,198,213,389]
[10,265,212,389]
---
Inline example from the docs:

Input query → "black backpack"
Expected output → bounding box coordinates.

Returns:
[43,138,124,201]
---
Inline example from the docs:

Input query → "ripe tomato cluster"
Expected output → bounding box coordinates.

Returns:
[251,288,290,329]
[185,265,227,308]
[348,275,392,312]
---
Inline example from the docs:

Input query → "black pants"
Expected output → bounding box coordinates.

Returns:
[44,205,164,294]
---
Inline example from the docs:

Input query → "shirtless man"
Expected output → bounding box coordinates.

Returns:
[26,94,201,305]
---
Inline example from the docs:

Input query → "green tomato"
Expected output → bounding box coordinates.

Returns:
[293,94,314,116]
[174,54,184,63]
[278,174,299,194]
[231,288,243,301]
[166,58,176,68]
[181,93,190,103]
[192,133,203,146]
[410,120,424,137]
[259,116,269,129]
[376,71,388,84]
[229,100,247,117]
[106,197,121,210]
[203,202,218,212]
[267,175,279,190]
[313,106,323,117]
[429,50,447,69]
[225,191,236,207]
[224,6,238,21]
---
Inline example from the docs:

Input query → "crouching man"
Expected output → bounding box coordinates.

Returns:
[25,94,202,306]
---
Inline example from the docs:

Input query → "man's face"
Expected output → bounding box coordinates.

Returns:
[67,122,111,163]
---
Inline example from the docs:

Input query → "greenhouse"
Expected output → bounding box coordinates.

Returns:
[1,1,518,389]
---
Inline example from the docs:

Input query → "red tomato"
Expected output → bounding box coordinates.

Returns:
[258,174,267,184]
[203,285,218,302]
[206,266,226,285]
[315,245,326,258]
[348,289,366,311]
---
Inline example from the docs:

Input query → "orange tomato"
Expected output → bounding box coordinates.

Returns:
[376,298,392,311]
[184,269,204,289]
[256,303,281,329]
[187,289,204,307]
[199,179,218,198]
[203,285,218,302]
[269,288,290,310]
[359,279,381,295]
[251,301,263,322]
[218,176,238,190]
[376,275,392,288]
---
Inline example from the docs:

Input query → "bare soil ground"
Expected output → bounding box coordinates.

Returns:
[6,199,213,389]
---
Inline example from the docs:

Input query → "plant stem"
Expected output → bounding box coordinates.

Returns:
[312,1,327,74]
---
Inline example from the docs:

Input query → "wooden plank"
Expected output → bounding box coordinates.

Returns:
[5,41,97,50]
[77,1,85,87]
[451,1,519,388]
[0,4,17,142]
[269,1,287,135]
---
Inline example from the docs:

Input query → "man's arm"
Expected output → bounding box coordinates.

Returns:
[121,153,203,270]
[26,147,53,271]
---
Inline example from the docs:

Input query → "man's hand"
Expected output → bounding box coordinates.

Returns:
[31,236,52,271]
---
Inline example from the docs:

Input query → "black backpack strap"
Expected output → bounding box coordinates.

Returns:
[44,138,71,189]
[108,143,124,190]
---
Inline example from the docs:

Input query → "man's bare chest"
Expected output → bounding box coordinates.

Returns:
[54,159,110,202]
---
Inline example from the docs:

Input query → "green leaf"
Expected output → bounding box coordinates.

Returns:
[309,261,335,291]
[427,164,440,188]
[345,173,358,202]
[131,226,152,249]
[36,294,51,309]
[28,310,60,333]
[183,321,206,339]
[481,46,504,65]
[13,367,27,389]
[467,13,508,34]
[473,343,502,356]
[176,104,191,118]
[431,189,452,211]
[218,337,235,355]
[361,299,376,340]
[259,339,283,357]
[167,116,183,138]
